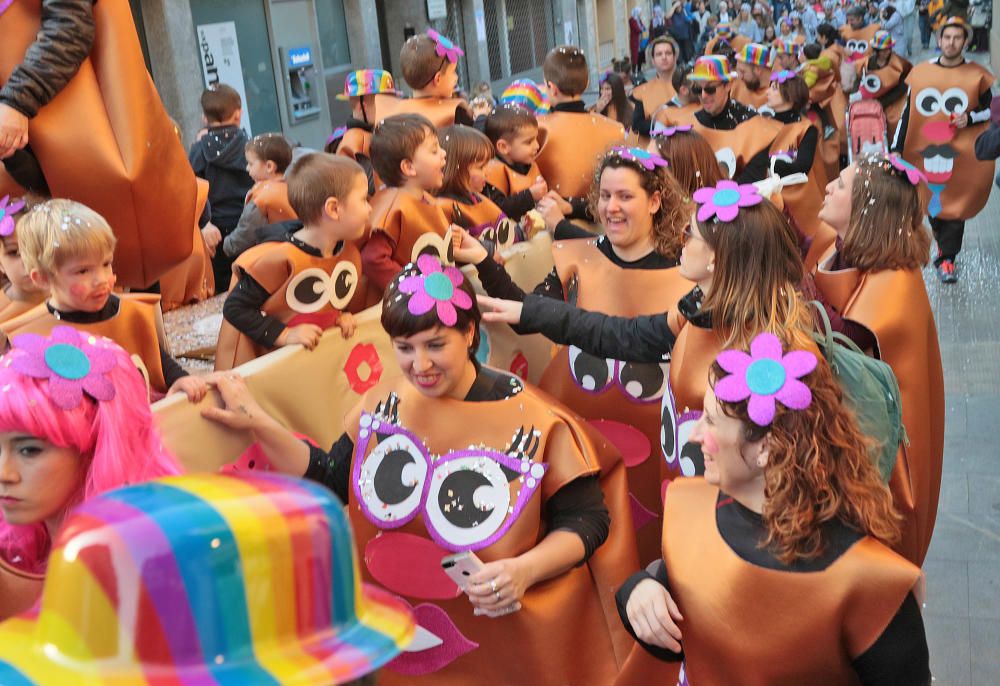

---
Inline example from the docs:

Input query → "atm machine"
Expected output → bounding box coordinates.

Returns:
[267,0,331,148]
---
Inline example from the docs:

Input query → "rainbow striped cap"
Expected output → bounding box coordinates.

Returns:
[689,55,736,82]
[715,24,735,39]
[871,30,895,51]
[0,473,415,684]
[736,43,771,67]
[770,38,801,56]
[499,78,551,114]
[338,69,397,100]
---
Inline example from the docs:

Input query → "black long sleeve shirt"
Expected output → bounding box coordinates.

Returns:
[482,157,538,222]
[694,98,772,183]
[770,109,819,177]
[303,366,612,561]
[615,490,931,685]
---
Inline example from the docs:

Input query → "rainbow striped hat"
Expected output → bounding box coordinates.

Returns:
[736,43,771,67]
[0,473,415,684]
[689,55,736,82]
[499,78,551,114]
[338,69,397,100]
[715,24,736,40]
[871,30,895,51]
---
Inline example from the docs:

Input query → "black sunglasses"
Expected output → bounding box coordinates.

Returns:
[691,84,720,96]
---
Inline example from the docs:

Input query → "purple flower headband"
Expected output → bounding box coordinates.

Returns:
[714,333,817,426]
[650,122,693,138]
[426,29,464,64]
[692,180,763,223]
[769,70,797,84]
[398,254,472,327]
[611,146,669,171]
[9,326,118,410]
[0,195,26,237]
[886,153,927,186]
[326,126,347,146]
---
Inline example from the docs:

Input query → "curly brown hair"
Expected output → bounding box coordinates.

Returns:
[709,355,902,564]
[588,149,691,260]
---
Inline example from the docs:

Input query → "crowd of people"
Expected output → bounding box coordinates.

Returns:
[0,0,995,683]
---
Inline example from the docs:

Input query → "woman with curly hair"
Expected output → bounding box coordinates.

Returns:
[615,334,930,684]
[455,146,691,563]
[814,153,942,567]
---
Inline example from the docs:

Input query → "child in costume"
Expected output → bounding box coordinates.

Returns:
[375,30,473,128]
[0,195,45,325]
[814,153,943,567]
[0,330,181,620]
[331,69,397,196]
[535,45,626,217]
[363,114,454,293]
[215,153,364,371]
[224,133,297,259]
[0,472,413,685]
[203,257,639,685]
[3,200,206,401]
[457,147,693,563]
[615,334,930,685]
[851,30,911,134]
[483,85,550,222]
[188,84,255,292]
[436,125,519,249]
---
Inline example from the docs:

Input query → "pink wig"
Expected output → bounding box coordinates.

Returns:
[0,339,181,573]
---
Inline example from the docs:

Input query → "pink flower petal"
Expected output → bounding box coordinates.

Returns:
[407,290,436,315]
[782,349,818,379]
[714,373,752,403]
[85,348,117,375]
[398,275,424,294]
[746,393,777,426]
[692,187,717,203]
[416,254,442,275]
[47,375,85,410]
[718,180,738,190]
[750,333,783,360]
[716,203,739,222]
[716,349,752,375]
[50,326,82,345]
[696,203,718,223]
[443,266,464,286]
[0,217,13,237]
[449,288,472,310]
[82,374,116,402]
[774,378,812,410]
[435,301,457,326]
[10,333,49,357]
[9,354,51,379]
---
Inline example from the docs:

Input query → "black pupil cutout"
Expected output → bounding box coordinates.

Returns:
[294,275,325,305]
[373,449,419,505]
[437,470,495,528]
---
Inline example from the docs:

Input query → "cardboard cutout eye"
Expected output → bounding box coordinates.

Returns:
[357,431,429,527]
[619,362,669,402]
[941,87,969,115]
[424,457,513,547]
[716,148,737,179]
[568,345,615,393]
[916,87,943,117]
[329,261,358,310]
[676,412,705,477]
[493,218,518,251]
[286,267,332,313]
[861,74,882,95]
[660,388,678,464]
[411,227,456,265]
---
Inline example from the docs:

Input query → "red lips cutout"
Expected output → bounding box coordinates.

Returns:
[364,532,462,600]
[589,419,652,467]
[386,601,479,675]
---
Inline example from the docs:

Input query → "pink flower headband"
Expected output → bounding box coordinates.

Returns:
[692,180,762,223]
[769,70,797,84]
[398,254,472,326]
[714,333,817,426]
[611,146,669,171]
[0,195,26,237]
[9,326,118,410]
[886,153,927,186]
[650,122,693,138]
[426,29,464,64]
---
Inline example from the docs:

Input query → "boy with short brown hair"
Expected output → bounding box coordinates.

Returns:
[224,133,297,259]
[483,105,547,221]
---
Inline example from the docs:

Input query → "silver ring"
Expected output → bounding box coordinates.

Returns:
[495,591,501,602]
[489,579,497,593]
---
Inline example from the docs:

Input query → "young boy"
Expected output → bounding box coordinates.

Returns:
[535,45,625,210]
[188,84,254,292]
[374,30,473,128]
[362,114,453,293]
[4,199,206,400]
[224,133,297,259]
[215,153,365,371]
[330,69,397,195]
[483,105,548,221]
[0,195,47,324]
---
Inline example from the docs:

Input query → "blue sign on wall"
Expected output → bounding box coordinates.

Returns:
[287,45,312,68]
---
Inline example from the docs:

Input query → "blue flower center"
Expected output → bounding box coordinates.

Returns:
[746,359,786,396]
[712,188,741,207]
[424,272,454,301]
[44,344,91,380]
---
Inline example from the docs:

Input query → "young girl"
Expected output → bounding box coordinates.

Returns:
[0,196,46,325]
[202,257,638,685]
[814,153,943,567]
[435,125,519,249]
[765,70,836,268]
[458,147,691,563]
[617,335,930,684]
[592,72,635,129]
[0,328,181,619]
[647,126,724,196]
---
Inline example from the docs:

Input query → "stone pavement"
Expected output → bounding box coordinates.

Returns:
[919,50,1000,683]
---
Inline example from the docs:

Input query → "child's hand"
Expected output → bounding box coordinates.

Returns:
[201,223,222,257]
[453,227,491,265]
[277,324,323,350]
[536,196,566,232]
[201,372,263,431]
[337,312,357,339]
[544,191,573,216]
[167,374,210,403]
[529,175,548,201]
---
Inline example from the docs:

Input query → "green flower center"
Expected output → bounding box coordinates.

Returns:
[44,344,91,380]
[424,272,454,301]
[746,359,786,395]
